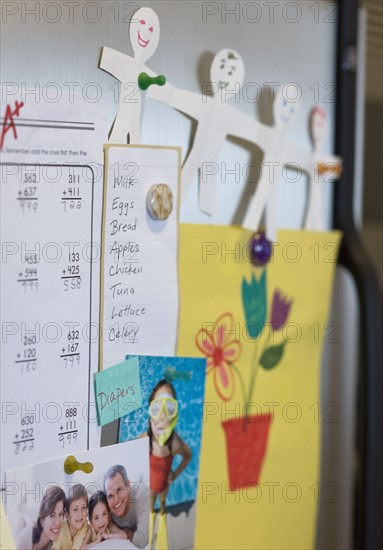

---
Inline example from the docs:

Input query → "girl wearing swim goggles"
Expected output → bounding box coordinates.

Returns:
[149,395,178,421]
[147,379,192,546]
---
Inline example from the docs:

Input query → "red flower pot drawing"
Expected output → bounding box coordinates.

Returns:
[195,269,294,490]
[222,413,272,490]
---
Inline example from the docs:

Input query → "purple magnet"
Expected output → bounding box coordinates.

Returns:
[249,231,272,266]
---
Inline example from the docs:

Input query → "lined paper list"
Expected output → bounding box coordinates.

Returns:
[101,145,180,369]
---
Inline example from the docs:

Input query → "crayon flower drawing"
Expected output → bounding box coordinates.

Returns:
[195,269,294,490]
[195,313,242,402]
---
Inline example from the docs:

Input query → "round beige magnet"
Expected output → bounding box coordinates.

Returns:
[146,183,173,220]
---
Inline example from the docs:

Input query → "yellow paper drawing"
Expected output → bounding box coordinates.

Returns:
[177,224,341,550]
[0,502,16,550]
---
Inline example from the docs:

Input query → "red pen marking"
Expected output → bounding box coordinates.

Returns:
[0,101,24,150]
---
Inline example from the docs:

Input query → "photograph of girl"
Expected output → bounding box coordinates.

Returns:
[148,379,191,547]
[119,355,206,550]
[81,490,126,547]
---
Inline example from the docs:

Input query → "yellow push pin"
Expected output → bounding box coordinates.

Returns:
[64,455,93,475]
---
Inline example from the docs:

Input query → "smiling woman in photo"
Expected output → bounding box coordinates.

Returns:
[17,485,66,550]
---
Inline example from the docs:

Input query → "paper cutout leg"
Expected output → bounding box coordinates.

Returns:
[181,120,225,214]
[108,100,142,145]
[243,154,282,241]
[265,162,283,242]
[181,142,202,204]
[305,173,325,230]
[197,136,226,215]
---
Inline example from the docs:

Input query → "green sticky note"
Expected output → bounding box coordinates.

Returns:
[95,357,142,426]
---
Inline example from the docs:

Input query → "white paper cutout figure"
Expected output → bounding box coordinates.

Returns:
[242,88,306,241]
[99,7,160,144]
[304,106,342,230]
[145,44,341,237]
[148,48,262,214]
[148,52,314,233]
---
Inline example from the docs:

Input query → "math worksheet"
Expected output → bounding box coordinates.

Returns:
[0,91,182,483]
[0,91,108,477]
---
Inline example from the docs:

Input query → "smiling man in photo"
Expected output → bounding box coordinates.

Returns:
[104,464,149,548]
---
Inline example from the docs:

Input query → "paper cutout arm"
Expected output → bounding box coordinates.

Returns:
[99,47,140,143]
[99,47,128,83]
[147,80,203,121]
[313,153,342,175]
[149,82,220,207]
[182,103,259,212]
[281,141,312,171]
[243,126,333,238]
[148,49,268,213]
[227,110,265,147]
[304,153,342,230]
[150,82,267,212]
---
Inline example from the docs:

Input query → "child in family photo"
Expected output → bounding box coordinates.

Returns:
[81,490,126,547]
[52,484,91,550]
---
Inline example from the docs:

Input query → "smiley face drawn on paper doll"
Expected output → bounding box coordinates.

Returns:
[273,87,301,129]
[210,48,245,92]
[129,7,160,64]
[310,106,327,151]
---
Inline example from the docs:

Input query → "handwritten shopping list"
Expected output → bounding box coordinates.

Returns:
[101,145,180,369]
[95,356,142,426]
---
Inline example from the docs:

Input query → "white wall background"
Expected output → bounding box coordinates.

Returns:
[1,0,338,227]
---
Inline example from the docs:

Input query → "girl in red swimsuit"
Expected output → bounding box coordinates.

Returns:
[148,379,192,517]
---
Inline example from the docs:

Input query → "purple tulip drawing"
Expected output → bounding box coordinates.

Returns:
[270,290,293,331]
[240,277,294,407]
[196,273,295,421]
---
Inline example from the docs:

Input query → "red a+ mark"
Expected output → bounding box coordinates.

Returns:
[0,101,24,150]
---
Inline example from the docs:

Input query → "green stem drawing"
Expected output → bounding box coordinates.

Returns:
[244,338,269,423]
[246,341,259,406]
[230,363,247,411]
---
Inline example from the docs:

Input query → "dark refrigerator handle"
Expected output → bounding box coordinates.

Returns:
[334,1,383,549]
